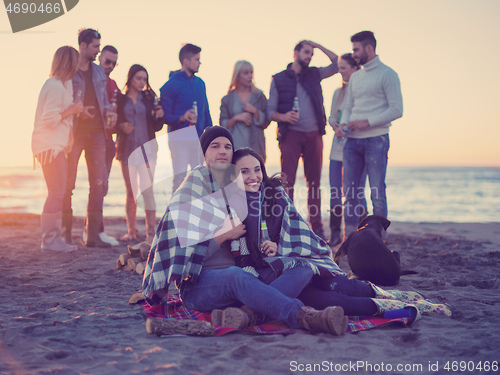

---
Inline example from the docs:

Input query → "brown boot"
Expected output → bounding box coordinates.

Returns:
[215,306,266,329]
[296,306,347,336]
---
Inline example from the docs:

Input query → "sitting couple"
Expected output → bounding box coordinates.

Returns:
[142,127,450,336]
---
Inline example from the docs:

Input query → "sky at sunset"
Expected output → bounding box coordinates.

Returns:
[0,0,499,168]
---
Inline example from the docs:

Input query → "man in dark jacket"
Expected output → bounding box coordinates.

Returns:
[268,40,338,241]
[160,43,213,193]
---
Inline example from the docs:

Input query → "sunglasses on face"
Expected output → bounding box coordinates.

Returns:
[104,58,117,67]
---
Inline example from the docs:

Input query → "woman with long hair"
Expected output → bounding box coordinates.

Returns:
[211,148,451,329]
[116,64,164,242]
[32,46,85,252]
[220,60,269,160]
[328,53,367,245]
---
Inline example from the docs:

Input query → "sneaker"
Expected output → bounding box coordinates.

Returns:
[296,306,347,336]
[99,232,119,246]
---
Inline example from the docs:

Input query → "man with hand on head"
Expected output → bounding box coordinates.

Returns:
[268,40,339,242]
[160,43,213,193]
[142,126,347,336]
[339,31,403,239]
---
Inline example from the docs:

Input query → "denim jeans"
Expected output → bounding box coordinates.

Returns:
[298,275,377,316]
[41,152,67,214]
[343,135,390,228]
[104,138,116,197]
[329,160,368,236]
[63,132,107,214]
[179,266,304,328]
[258,266,314,298]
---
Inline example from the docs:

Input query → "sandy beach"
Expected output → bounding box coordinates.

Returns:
[1,213,499,375]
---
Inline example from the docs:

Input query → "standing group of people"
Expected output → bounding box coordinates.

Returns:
[31,29,403,257]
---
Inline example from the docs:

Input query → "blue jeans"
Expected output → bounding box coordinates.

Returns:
[104,138,116,197]
[179,266,304,328]
[298,275,377,316]
[63,132,107,214]
[329,160,368,236]
[258,266,314,298]
[343,135,390,228]
[41,152,67,214]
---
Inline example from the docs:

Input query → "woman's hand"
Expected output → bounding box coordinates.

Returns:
[333,123,343,139]
[61,103,84,119]
[243,102,258,116]
[120,122,135,135]
[235,112,252,126]
[260,240,278,257]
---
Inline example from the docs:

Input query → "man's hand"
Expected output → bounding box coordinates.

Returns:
[80,106,96,120]
[347,120,370,131]
[180,109,196,124]
[281,111,299,124]
[303,40,320,49]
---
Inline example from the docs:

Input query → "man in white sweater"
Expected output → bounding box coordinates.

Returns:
[339,31,403,238]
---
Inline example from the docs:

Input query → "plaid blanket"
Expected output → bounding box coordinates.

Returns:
[263,187,345,278]
[142,166,247,305]
[142,295,416,336]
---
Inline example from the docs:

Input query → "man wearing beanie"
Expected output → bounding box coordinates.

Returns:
[142,126,347,336]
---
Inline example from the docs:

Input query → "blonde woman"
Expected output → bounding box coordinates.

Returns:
[32,46,84,252]
[220,60,269,160]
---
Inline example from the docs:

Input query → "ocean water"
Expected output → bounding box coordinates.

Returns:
[0,164,499,223]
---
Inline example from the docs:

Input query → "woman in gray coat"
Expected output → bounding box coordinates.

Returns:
[220,61,270,160]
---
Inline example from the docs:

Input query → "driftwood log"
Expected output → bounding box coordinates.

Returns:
[146,318,215,337]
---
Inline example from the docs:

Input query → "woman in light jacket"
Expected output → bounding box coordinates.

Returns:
[220,60,269,161]
[32,46,84,252]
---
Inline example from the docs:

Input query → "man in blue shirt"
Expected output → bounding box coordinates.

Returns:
[160,43,213,193]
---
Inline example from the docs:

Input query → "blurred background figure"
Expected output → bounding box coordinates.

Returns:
[116,64,164,242]
[32,46,84,252]
[328,53,367,246]
[220,60,269,161]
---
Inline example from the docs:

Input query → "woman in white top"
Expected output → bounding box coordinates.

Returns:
[32,46,85,252]
[220,61,269,161]
[328,53,367,246]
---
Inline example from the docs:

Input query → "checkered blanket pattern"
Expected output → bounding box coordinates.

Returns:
[142,166,239,305]
[141,295,415,336]
[264,187,345,278]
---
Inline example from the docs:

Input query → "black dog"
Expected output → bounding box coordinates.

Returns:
[334,215,415,286]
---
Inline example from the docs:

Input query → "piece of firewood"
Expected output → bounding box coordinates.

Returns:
[128,242,142,257]
[116,259,123,269]
[128,290,145,304]
[122,264,134,271]
[146,318,215,336]
[135,262,145,275]
[118,253,132,266]
[127,257,138,269]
